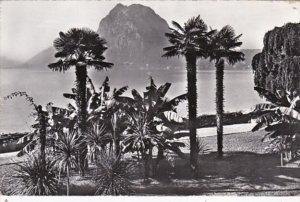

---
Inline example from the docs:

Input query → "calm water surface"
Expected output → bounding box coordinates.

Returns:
[0,68,263,133]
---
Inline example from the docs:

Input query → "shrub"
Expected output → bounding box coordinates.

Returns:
[8,154,58,195]
[93,152,133,195]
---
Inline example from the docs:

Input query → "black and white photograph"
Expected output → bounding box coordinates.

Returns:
[0,0,300,199]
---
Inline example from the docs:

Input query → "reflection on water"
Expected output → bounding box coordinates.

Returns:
[0,68,263,133]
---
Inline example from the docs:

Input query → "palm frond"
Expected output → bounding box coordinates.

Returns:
[87,60,113,70]
[252,103,277,112]
[113,86,128,98]
[252,111,279,132]
[132,89,143,103]
[100,76,110,93]
[48,60,72,72]
[157,82,171,98]
[226,51,245,65]
[160,93,187,112]
[63,93,76,100]
[185,15,207,32]
[278,107,300,121]
[171,21,185,32]
[50,28,113,71]
[163,111,184,123]
[162,48,181,58]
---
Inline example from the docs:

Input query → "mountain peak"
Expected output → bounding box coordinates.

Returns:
[97,3,177,69]
[109,3,127,15]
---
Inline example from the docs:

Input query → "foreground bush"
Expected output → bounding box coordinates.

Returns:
[93,152,133,195]
[8,154,58,195]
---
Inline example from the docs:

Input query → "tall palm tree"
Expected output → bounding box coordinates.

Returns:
[208,25,244,157]
[162,16,211,169]
[48,28,113,173]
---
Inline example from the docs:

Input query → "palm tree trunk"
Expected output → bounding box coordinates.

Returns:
[186,54,198,170]
[38,107,46,167]
[144,153,151,180]
[75,64,88,134]
[67,164,70,196]
[216,59,225,157]
[154,146,164,176]
[75,63,88,175]
[112,113,120,156]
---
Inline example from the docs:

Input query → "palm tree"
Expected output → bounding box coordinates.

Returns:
[48,28,113,173]
[208,25,244,157]
[162,16,211,169]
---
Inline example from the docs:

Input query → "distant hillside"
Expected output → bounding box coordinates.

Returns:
[0,56,21,68]
[20,3,260,71]
[195,49,261,70]
[21,47,56,69]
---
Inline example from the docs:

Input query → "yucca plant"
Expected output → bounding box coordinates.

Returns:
[93,152,133,195]
[185,138,210,156]
[9,154,58,195]
[85,123,112,163]
[195,137,211,155]
[121,112,162,179]
[55,129,81,195]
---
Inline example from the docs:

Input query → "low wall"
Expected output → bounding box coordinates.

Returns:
[0,142,27,153]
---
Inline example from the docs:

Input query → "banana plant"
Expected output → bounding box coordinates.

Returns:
[54,76,129,160]
[251,87,300,165]
[119,77,187,178]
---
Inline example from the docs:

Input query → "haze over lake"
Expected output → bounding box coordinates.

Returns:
[0,68,263,133]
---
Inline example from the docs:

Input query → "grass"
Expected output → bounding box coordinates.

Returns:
[1,130,300,196]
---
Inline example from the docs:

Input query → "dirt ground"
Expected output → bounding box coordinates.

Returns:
[1,130,300,196]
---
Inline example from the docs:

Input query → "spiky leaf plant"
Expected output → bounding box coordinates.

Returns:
[93,152,133,195]
[9,154,58,195]
[55,129,81,195]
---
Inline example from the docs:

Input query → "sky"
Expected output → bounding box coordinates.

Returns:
[0,0,299,62]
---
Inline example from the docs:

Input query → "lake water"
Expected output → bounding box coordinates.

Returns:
[0,68,263,133]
